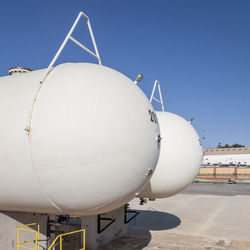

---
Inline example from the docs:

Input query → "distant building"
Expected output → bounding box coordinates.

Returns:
[203,147,250,166]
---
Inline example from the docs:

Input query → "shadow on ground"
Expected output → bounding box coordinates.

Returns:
[132,209,181,231]
[101,209,181,250]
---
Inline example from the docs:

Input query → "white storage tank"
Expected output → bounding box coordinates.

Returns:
[0,62,160,216]
[139,111,202,199]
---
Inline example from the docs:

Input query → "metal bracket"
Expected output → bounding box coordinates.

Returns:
[97,214,115,234]
[124,204,140,224]
[40,11,102,84]
[150,80,165,111]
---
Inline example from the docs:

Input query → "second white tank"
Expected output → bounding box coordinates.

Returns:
[139,111,202,199]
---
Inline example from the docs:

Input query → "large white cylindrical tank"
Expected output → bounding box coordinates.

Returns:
[139,112,202,199]
[0,63,160,216]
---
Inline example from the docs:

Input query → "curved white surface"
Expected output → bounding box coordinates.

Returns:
[140,112,203,199]
[0,63,160,215]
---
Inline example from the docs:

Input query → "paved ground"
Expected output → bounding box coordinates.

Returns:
[102,183,250,250]
[182,183,250,196]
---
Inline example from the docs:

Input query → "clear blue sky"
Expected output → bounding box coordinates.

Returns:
[0,0,249,149]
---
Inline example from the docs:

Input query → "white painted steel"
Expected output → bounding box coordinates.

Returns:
[0,63,160,215]
[149,80,164,112]
[40,12,101,84]
[69,36,99,59]
[139,112,203,199]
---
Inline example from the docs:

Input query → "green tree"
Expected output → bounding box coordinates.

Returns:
[231,143,245,148]
[216,143,245,148]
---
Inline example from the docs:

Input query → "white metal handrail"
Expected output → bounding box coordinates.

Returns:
[40,11,101,84]
[150,80,165,111]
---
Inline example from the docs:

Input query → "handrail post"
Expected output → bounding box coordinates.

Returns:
[35,232,37,250]
[17,228,20,250]
[60,236,62,250]
[83,229,85,250]
[37,224,40,250]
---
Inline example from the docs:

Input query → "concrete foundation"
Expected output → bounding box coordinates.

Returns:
[81,206,128,249]
[0,211,50,250]
[0,205,133,250]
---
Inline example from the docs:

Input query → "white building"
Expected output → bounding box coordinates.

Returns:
[203,147,250,166]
